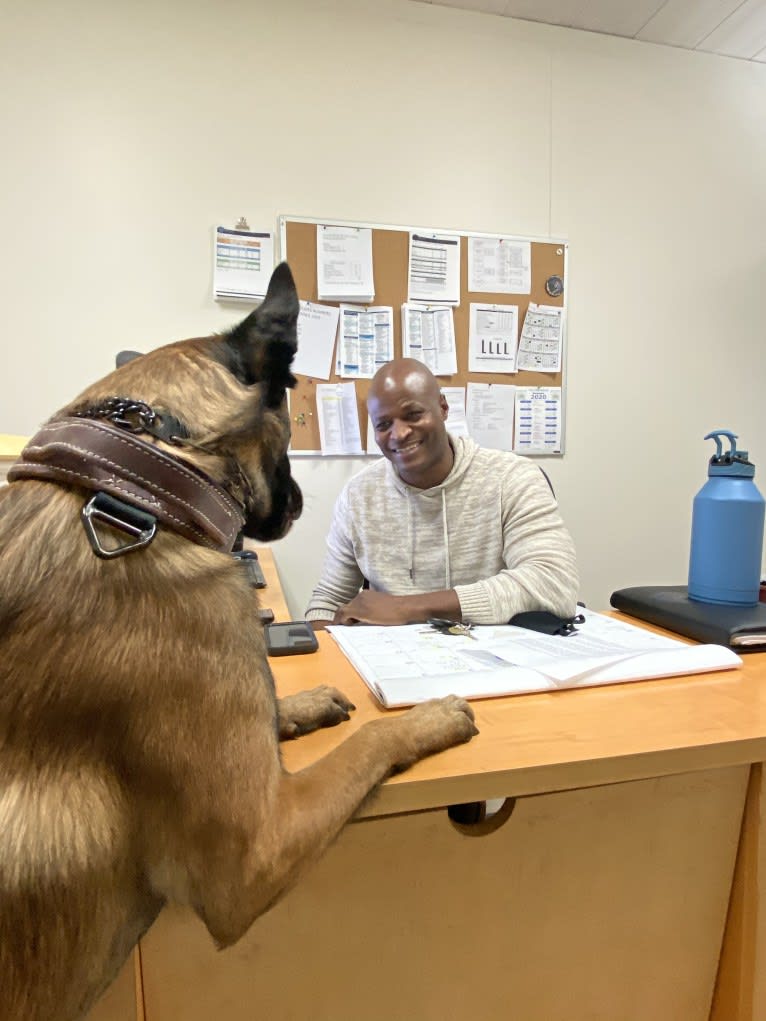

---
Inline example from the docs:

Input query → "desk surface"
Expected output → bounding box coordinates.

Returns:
[259,547,766,817]
[0,434,25,459]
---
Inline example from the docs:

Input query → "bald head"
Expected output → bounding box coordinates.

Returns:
[367,359,453,488]
[368,359,442,407]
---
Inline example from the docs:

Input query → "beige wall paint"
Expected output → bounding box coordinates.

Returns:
[2,0,764,616]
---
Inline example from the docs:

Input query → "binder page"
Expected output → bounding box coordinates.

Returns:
[327,611,741,708]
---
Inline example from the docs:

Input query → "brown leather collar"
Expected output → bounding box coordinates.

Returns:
[8,417,245,553]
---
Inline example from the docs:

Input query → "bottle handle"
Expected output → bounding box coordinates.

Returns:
[703,429,738,459]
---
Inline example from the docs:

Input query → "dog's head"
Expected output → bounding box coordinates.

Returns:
[65,262,303,542]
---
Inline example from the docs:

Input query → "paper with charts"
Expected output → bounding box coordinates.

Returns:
[327,610,741,708]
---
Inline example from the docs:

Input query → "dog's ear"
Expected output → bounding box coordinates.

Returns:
[222,262,300,406]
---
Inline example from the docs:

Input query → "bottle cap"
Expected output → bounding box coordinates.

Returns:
[704,429,755,478]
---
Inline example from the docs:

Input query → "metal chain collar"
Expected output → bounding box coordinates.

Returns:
[76,398,185,443]
[75,397,251,511]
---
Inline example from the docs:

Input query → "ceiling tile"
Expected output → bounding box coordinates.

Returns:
[637,0,745,47]
[415,0,766,62]
[426,0,509,12]
[498,0,667,37]
[696,0,766,57]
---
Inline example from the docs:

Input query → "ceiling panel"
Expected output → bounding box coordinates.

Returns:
[637,0,745,47]
[694,0,766,56]
[498,0,667,37]
[432,0,508,12]
[415,0,766,63]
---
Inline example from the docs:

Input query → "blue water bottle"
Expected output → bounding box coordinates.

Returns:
[688,430,765,606]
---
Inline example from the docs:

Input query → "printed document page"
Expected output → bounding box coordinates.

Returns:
[327,610,742,708]
[338,305,394,379]
[401,303,457,376]
[513,387,561,454]
[365,415,382,455]
[468,303,519,373]
[467,236,531,294]
[517,302,564,372]
[466,382,516,451]
[316,225,375,301]
[316,382,363,455]
[213,227,274,301]
[408,233,461,304]
[441,386,470,438]
[292,301,340,380]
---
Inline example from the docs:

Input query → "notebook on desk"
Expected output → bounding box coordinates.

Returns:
[610,585,766,650]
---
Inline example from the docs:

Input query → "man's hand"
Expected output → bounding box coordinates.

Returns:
[333,591,416,626]
[333,589,462,626]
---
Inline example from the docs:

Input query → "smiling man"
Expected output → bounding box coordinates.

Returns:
[305,359,578,627]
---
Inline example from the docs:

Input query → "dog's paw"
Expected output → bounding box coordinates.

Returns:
[394,695,479,769]
[277,686,356,740]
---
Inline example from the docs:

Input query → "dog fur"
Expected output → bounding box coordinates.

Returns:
[0,262,478,1021]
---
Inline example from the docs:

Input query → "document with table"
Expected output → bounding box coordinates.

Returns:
[327,610,741,708]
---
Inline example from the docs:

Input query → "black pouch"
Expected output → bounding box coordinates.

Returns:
[509,610,585,636]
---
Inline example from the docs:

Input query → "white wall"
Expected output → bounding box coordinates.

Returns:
[2,0,764,617]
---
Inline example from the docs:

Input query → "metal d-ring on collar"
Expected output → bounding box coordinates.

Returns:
[81,491,158,559]
[74,398,186,557]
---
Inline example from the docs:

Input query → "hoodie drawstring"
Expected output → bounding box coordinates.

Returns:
[407,491,414,580]
[441,490,450,589]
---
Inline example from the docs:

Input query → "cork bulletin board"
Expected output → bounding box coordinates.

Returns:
[279,215,567,455]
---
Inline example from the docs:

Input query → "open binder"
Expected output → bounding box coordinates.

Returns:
[326,610,741,708]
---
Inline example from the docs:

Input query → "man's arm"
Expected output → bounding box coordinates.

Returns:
[304,487,366,625]
[453,462,578,624]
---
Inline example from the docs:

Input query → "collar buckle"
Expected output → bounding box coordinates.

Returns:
[81,492,157,559]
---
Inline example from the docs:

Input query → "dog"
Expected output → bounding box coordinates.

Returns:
[0,262,478,1021]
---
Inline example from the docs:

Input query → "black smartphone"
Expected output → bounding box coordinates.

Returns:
[265,621,319,657]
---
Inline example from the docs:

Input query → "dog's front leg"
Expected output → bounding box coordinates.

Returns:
[277,686,355,739]
[193,695,477,947]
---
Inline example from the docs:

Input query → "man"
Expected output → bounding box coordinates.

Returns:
[305,359,578,627]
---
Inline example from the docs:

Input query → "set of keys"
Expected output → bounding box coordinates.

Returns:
[427,618,477,640]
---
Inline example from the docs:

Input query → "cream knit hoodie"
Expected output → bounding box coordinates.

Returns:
[305,435,578,625]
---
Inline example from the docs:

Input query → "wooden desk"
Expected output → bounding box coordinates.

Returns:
[5,440,764,1018]
[137,555,766,1021]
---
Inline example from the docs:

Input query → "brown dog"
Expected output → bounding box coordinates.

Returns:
[0,262,478,1021]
